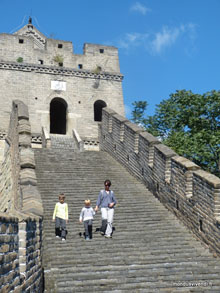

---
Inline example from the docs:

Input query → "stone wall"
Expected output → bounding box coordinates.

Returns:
[0,101,43,291]
[0,100,43,215]
[0,141,12,211]
[0,23,125,139]
[0,63,124,139]
[0,213,19,292]
[100,107,220,256]
[1,28,121,72]
[0,212,43,292]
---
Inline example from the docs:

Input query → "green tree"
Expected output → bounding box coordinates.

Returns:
[131,101,148,126]
[132,90,220,176]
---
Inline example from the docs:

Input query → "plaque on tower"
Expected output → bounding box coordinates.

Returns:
[51,81,66,91]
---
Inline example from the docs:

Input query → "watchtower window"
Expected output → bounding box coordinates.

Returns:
[58,44,63,48]
[78,64,83,69]
[58,62,63,67]
[94,100,107,122]
[19,39,24,44]
[99,49,104,54]
[38,59,44,65]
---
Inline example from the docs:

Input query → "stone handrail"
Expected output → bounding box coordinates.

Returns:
[72,129,84,151]
[42,126,51,148]
[100,107,220,256]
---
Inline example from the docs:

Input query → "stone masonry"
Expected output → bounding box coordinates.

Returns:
[100,107,220,256]
[0,100,43,292]
[0,20,124,143]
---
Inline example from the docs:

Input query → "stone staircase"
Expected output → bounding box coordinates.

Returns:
[34,148,220,292]
[50,134,76,149]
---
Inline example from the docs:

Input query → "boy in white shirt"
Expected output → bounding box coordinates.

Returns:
[79,199,95,240]
[53,194,68,241]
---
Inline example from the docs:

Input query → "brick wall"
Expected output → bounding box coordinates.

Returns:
[0,214,19,292]
[0,212,43,292]
[100,107,220,256]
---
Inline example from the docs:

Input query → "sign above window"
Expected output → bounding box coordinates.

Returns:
[51,81,66,91]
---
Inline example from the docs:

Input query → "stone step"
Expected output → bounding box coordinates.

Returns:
[34,147,220,292]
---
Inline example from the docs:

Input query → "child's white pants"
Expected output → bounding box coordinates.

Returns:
[101,207,114,236]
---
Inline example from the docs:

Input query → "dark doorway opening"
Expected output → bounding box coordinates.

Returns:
[50,98,67,134]
[94,100,107,122]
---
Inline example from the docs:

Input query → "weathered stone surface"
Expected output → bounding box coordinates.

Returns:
[124,121,144,133]
[155,143,177,158]
[172,155,200,170]
[19,133,31,147]
[0,213,42,292]
[194,169,220,188]
[20,148,35,168]
[0,244,9,253]
[18,119,31,134]
[13,100,29,120]
[20,168,37,185]
[112,113,128,123]
[140,131,160,145]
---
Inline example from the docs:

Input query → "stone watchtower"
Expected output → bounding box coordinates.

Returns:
[0,18,124,153]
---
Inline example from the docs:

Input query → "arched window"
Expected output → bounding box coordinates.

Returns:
[94,100,107,122]
[50,98,67,134]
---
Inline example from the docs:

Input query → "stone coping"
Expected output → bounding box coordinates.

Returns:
[112,113,128,123]
[0,210,41,222]
[140,131,160,145]
[172,155,200,171]
[124,121,144,133]
[155,143,177,158]
[194,169,220,188]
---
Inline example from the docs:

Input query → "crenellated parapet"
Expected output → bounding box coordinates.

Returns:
[100,107,220,256]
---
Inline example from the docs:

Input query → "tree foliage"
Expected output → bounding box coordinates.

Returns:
[131,90,220,176]
[131,101,148,126]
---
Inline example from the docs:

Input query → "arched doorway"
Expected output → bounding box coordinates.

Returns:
[94,100,107,122]
[50,98,67,134]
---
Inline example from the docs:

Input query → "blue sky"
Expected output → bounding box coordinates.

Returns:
[1,0,220,118]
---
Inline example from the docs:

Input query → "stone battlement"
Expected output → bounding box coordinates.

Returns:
[100,107,220,256]
[0,26,120,73]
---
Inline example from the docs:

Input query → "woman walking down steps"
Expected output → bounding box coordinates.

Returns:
[95,179,117,238]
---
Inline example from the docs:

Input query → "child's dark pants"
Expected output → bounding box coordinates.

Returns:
[84,220,93,239]
[55,217,67,239]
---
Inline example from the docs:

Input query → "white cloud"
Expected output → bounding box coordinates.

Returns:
[118,32,149,50]
[151,26,180,54]
[130,2,151,15]
[115,23,197,55]
[150,23,197,54]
